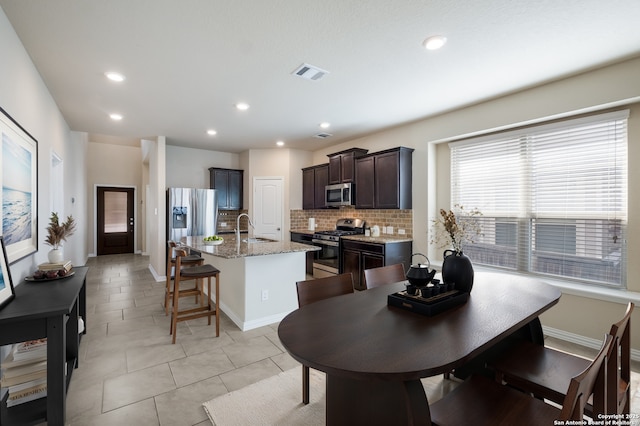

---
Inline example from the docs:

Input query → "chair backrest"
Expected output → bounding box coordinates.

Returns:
[559,334,613,420]
[364,264,406,289]
[606,302,634,415]
[172,247,189,270]
[296,273,354,307]
[166,241,177,273]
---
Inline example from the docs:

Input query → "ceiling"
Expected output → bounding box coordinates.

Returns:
[2,1,640,153]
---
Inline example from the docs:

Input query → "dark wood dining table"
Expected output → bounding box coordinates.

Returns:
[277,271,561,425]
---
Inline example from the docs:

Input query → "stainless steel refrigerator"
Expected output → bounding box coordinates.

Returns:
[167,188,218,242]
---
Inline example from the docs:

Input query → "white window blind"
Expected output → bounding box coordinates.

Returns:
[450,110,628,288]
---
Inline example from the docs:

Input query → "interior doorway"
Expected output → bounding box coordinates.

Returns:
[96,186,135,255]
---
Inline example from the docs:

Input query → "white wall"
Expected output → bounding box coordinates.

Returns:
[143,137,167,279]
[0,10,89,281]
[0,9,90,365]
[165,145,240,189]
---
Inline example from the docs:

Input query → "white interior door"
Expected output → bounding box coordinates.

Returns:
[253,177,283,241]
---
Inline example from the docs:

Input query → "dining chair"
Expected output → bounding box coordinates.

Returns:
[295,273,355,404]
[488,302,633,417]
[363,263,406,289]
[169,248,220,344]
[165,241,204,315]
[429,333,613,426]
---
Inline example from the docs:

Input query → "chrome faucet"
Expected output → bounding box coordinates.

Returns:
[235,213,255,241]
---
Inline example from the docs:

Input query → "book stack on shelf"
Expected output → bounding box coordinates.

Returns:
[38,260,73,273]
[1,339,47,407]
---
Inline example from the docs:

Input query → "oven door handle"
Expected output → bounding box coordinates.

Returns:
[312,239,339,247]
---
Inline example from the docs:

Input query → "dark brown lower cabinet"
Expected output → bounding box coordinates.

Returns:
[290,231,316,275]
[341,239,412,291]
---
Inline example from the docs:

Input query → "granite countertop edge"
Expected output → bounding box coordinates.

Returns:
[183,236,319,259]
[289,229,412,243]
[341,235,413,244]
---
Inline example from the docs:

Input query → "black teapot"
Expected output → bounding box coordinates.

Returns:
[406,253,436,287]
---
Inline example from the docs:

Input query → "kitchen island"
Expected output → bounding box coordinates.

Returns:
[182,236,319,331]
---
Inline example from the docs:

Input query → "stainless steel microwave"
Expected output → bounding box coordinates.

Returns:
[325,183,355,207]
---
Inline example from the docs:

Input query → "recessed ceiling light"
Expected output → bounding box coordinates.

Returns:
[109,113,123,121]
[235,102,250,111]
[207,129,217,136]
[276,140,285,147]
[105,71,125,82]
[423,35,447,50]
[319,122,331,129]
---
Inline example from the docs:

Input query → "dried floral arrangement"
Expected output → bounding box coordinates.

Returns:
[45,212,76,249]
[431,204,482,253]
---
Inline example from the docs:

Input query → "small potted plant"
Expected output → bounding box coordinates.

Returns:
[45,212,76,263]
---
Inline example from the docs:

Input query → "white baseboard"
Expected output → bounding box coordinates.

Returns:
[148,264,164,282]
[543,325,640,362]
[218,301,291,331]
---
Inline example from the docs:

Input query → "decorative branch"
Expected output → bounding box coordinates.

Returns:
[45,212,76,249]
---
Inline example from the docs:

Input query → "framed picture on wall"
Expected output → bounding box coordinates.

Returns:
[1,107,38,264]
[0,236,16,310]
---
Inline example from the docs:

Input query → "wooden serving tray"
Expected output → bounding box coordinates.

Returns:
[388,289,469,316]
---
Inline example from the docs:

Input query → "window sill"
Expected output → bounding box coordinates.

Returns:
[431,261,640,305]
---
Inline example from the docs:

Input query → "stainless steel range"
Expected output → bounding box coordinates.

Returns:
[312,218,366,278]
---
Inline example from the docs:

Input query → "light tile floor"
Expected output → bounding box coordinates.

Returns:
[62,254,638,425]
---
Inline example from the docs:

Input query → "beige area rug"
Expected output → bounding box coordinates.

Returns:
[203,367,326,425]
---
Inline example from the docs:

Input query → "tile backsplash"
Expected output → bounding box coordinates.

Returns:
[290,207,413,238]
[216,210,249,233]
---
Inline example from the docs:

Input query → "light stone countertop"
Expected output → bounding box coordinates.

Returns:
[341,234,412,244]
[182,235,319,259]
[289,229,412,244]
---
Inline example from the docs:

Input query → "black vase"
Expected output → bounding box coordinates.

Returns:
[441,250,474,293]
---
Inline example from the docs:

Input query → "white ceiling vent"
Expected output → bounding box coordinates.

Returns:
[292,63,329,81]
[314,132,333,139]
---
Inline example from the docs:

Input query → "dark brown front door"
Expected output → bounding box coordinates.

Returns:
[97,187,134,255]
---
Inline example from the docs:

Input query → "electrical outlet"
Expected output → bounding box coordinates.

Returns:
[261,289,269,301]
[220,222,227,227]
[387,226,393,234]
[398,229,406,235]
[381,226,387,234]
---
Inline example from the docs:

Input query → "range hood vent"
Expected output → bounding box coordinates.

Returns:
[292,63,329,81]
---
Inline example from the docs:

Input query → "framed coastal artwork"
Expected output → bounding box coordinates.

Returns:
[0,236,16,310]
[1,107,38,264]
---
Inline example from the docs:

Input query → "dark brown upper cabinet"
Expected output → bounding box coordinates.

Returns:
[209,167,243,210]
[355,147,414,209]
[327,148,368,184]
[302,164,329,210]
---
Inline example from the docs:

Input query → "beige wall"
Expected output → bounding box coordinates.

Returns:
[86,141,143,255]
[305,57,640,352]
[4,2,639,356]
[166,145,240,189]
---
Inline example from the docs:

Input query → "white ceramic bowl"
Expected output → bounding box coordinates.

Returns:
[204,238,223,246]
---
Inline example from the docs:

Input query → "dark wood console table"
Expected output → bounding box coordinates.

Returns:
[0,266,87,426]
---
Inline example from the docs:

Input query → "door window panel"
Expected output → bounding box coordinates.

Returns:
[104,191,128,233]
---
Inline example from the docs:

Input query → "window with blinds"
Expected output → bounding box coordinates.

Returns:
[450,110,628,288]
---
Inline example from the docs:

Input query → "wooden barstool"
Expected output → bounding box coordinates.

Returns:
[165,241,204,315]
[170,248,220,344]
